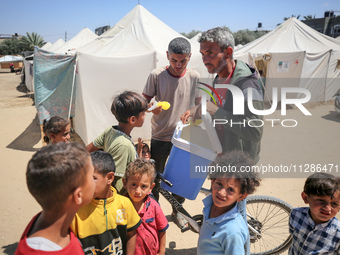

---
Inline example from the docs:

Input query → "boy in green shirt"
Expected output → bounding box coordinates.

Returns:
[87,91,148,195]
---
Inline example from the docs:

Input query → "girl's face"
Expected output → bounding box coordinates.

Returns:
[142,146,151,160]
[50,124,71,143]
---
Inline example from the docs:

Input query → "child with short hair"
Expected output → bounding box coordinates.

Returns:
[71,150,142,255]
[42,116,71,144]
[197,150,261,255]
[123,158,169,255]
[87,91,148,195]
[135,138,151,160]
[289,173,340,254]
[15,143,95,255]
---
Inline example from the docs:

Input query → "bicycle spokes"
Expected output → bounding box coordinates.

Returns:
[246,196,292,255]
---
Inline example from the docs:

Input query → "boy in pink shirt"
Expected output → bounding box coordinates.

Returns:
[124,159,169,255]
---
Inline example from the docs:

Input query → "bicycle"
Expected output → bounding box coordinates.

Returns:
[157,173,293,255]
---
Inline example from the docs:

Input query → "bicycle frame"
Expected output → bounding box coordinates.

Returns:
[157,185,201,233]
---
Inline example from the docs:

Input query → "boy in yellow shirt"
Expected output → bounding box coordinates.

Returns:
[72,151,141,255]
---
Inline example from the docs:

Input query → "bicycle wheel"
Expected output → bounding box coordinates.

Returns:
[246,195,293,255]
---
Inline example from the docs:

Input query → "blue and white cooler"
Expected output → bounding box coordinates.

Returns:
[161,114,222,200]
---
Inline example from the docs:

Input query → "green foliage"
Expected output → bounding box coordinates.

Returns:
[180,29,201,39]
[20,32,45,51]
[0,32,46,55]
[278,14,301,26]
[284,14,300,21]
[233,29,268,46]
[0,37,26,55]
[180,27,268,47]
[303,14,316,20]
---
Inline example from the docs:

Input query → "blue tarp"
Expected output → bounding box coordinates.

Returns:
[33,47,76,124]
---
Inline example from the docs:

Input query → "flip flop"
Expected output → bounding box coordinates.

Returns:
[172,212,189,230]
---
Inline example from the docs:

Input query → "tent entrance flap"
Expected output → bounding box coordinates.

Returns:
[33,47,76,124]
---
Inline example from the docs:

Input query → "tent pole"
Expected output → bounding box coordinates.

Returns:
[249,53,280,124]
[68,55,77,123]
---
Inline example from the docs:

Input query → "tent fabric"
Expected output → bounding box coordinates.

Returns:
[234,18,340,102]
[47,38,65,52]
[24,39,66,92]
[41,42,52,50]
[190,33,202,44]
[77,5,207,74]
[0,55,23,63]
[33,47,76,124]
[74,5,211,145]
[24,59,34,92]
[75,52,156,144]
[54,28,98,54]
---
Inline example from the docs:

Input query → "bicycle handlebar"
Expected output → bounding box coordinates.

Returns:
[156,172,173,187]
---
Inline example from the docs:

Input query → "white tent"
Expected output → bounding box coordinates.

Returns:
[74,5,210,145]
[235,44,243,50]
[0,55,23,63]
[54,28,98,54]
[234,18,340,102]
[47,38,65,52]
[23,58,34,91]
[190,32,202,44]
[41,42,52,50]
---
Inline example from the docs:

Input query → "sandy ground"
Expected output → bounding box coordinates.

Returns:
[0,71,339,255]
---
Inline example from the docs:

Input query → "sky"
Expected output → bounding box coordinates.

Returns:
[1,0,339,44]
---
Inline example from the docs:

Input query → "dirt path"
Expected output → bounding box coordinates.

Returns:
[0,72,339,255]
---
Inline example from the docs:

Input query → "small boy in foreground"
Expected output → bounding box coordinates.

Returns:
[123,158,168,255]
[197,151,261,255]
[289,173,340,254]
[71,151,141,255]
[15,143,95,255]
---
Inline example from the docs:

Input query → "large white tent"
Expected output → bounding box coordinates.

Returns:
[234,18,340,102]
[73,5,210,145]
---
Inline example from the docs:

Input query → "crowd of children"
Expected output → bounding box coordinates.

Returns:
[15,87,340,255]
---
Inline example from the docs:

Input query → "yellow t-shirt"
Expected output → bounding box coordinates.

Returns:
[71,187,141,255]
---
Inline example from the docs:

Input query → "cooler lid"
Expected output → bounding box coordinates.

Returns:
[172,135,218,161]
[171,114,222,160]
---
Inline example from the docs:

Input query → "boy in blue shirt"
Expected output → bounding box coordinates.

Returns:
[289,173,340,254]
[197,151,261,255]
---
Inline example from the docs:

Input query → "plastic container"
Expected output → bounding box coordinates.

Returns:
[161,114,222,200]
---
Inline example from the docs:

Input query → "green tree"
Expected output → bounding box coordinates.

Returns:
[0,37,25,55]
[284,14,300,21]
[233,29,268,46]
[277,15,301,26]
[20,32,45,51]
[180,29,201,39]
[303,14,316,20]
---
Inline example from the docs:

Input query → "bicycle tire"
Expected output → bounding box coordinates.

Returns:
[246,195,293,255]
